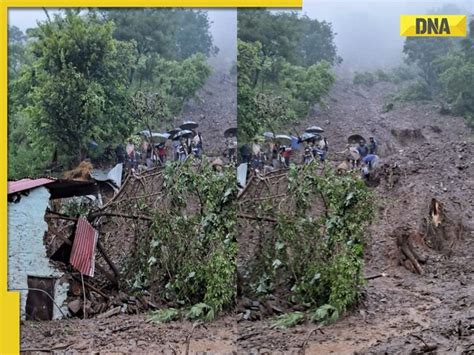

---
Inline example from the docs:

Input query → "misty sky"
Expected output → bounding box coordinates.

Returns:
[8,9,237,70]
[9,2,473,72]
[296,0,474,72]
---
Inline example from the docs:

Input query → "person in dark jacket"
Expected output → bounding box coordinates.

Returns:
[115,144,126,164]
[357,140,369,159]
[368,136,378,155]
[240,144,251,164]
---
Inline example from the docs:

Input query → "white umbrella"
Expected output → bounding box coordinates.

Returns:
[275,134,292,145]
[150,133,170,143]
[263,132,275,139]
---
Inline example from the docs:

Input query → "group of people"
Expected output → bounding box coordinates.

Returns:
[344,136,379,179]
[239,127,381,181]
[239,134,330,172]
[115,129,204,172]
[173,131,204,162]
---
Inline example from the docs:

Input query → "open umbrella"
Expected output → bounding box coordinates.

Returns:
[348,134,366,144]
[167,128,182,136]
[275,134,292,145]
[305,125,324,134]
[299,132,318,142]
[172,129,193,140]
[224,127,237,138]
[137,129,156,137]
[263,132,275,139]
[180,121,199,130]
[149,133,170,144]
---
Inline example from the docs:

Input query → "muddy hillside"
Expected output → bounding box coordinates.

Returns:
[20,80,473,354]
[235,79,474,353]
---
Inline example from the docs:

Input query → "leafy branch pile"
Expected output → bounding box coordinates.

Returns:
[124,159,237,321]
[242,163,374,324]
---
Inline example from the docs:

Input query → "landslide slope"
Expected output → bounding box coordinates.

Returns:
[235,79,473,353]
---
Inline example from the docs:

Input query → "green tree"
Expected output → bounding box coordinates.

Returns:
[238,10,340,66]
[8,26,27,79]
[13,10,136,169]
[105,9,215,87]
[435,20,474,126]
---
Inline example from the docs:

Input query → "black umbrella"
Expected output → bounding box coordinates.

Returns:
[299,132,317,142]
[348,134,366,144]
[180,121,199,130]
[224,127,237,138]
[172,130,193,140]
[167,128,182,136]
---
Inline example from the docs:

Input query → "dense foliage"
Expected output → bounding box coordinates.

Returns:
[8,9,212,178]
[126,159,237,321]
[402,19,474,126]
[245,163,374,321]
[104,9,215,89]
[237,10,337,143]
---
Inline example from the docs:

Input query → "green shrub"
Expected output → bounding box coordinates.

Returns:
[353,71,376,87]
[125,158,237,321]
[392,81,432,102]
[246,163,374,317]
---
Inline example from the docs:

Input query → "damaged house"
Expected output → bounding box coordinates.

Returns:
[7,171,121,321]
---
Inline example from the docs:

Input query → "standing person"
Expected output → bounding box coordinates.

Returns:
[317,137,329,161]
[193,131,203,157]
[346,145,360,169]
[172,139,180,161]
[281,146,292,167]
[368,136,378,155]
[240,143,251,164]
[157,143,167,165]
[126,139,136,170]
[115,143,126,164]
[226,137,237,163]
[357,139,369,165]
[271,143,279,168]
[251,139,262,170]
[303,143,313,164]
[178,138,188,161]
[142,140,153,168]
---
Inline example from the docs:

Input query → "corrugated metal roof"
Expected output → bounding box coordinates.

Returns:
[8,178,56,194]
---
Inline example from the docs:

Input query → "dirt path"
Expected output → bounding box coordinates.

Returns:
[21,80,473,354]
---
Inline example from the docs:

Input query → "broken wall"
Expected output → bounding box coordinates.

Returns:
[8,186,69,319]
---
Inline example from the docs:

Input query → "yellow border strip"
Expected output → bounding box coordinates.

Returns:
[0,1,300,354]
[5,0,301,7]
[1,2,21,355]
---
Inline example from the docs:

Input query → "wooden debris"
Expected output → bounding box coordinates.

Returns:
[96,306,121,319]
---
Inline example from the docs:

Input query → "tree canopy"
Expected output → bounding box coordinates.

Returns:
[8,9,213,178]
[237,10,337,142]
[402,19,474,127]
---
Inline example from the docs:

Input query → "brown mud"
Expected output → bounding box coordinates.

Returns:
[21,80,473,354]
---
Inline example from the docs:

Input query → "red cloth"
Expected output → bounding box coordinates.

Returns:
[282,149,292,158]
[70,217,98,277]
